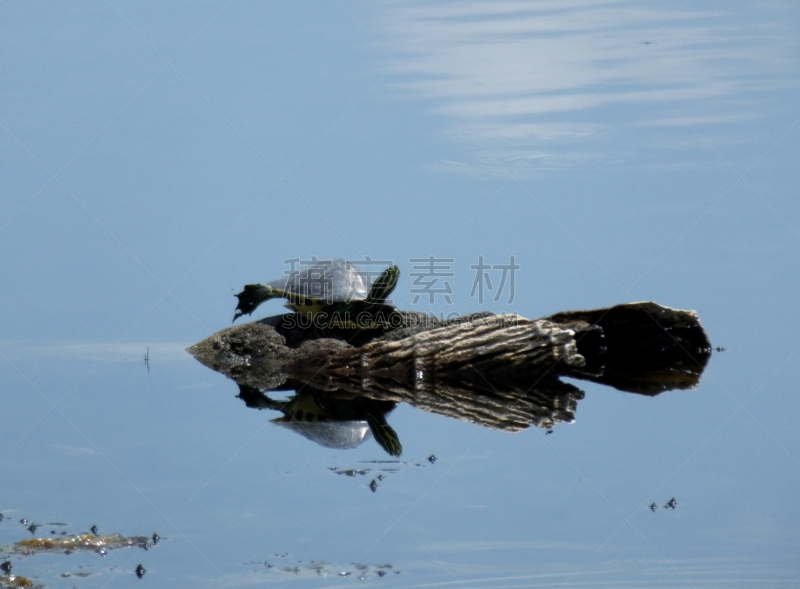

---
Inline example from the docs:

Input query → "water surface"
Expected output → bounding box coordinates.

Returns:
[2,1,799,587]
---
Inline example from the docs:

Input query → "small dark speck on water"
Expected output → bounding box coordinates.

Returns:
[152,532,160,545]
[1,561,11,574]
[665,497,677,509]
[90,525,98,535]
[369,479,378,493]
[19,518,28,526]
[546,429,553,435]
[136,564,146,579]
[716,346,726,352]
[428,454,437,464]
[650,503,658,512]
[27,523,38,534]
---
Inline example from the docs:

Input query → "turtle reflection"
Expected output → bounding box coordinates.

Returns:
[237,385,402,456]
[236,377,582,457]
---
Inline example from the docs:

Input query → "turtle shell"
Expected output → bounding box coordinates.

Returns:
[267,258,371,304]
[275,420,372,450]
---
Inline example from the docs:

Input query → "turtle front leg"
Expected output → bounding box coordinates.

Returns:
[365,412,402,457]
[233,284,279,322]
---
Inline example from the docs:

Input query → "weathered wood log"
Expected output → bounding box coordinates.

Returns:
[274,314,587,431]
[546,302,711,395]
[188,312,585,393]
[286,314,584,384]
[188,302,711,444]
[188,302,710,396]
[187,320,348,390]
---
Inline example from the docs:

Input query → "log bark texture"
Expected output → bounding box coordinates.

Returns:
[188,302,712,398]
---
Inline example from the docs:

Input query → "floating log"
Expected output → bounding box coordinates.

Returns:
[188,302,712,451]
[545,302,712,395]
[188,302,711,396]
[286,314,583,385]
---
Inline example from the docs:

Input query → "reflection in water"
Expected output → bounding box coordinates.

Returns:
[242,557,399,581]
[377,1,798,172]
[237,378,582,457]
[190,302,711,456]
[237,386,402,456]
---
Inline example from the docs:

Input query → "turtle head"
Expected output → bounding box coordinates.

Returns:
[233,284,281,322]
[367,265,400,303]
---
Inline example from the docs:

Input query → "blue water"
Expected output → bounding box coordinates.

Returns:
[2,1,799,587]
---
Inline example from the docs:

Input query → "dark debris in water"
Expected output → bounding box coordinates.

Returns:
[329,467,369,477]
[649,498,677,512]
[244,558,398,579]
[0,526,156,589]
[358,458,426,472]
[330,457,435,493]
[135,564,146,579]
[10,533,153,555]
[60,572,91,579]
[0,573,37,588]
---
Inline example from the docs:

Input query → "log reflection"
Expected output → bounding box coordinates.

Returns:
[189,302,712,456]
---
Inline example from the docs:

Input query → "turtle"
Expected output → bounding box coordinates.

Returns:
[236,385,402,456]
[233,258,403,329]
